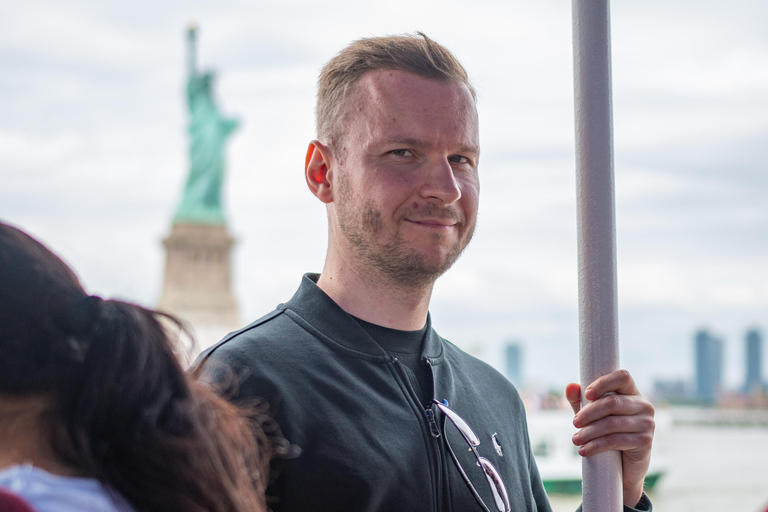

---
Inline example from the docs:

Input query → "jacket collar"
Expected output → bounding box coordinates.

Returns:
[279,274,445,363]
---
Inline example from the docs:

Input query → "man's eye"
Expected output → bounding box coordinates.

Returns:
[390,149,413,157]
[449,155,470,165]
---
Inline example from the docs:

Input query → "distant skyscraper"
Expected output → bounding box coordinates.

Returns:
[745,328,763,393]
[695,329,723,404]
[505,342,523,389]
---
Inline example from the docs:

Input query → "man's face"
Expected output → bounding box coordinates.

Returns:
[328,69,480,287]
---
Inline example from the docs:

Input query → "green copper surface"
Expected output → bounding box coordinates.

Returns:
[174,26,239,225]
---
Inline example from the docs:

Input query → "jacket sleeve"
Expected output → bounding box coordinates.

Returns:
[573,493,653,512]
[528,445,554,512]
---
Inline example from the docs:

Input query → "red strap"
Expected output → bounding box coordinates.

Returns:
[0,489,38,512]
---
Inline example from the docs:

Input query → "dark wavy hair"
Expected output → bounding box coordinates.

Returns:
[0,221,268,512]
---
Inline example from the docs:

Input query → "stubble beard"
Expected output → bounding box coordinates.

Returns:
[336,179,475,289]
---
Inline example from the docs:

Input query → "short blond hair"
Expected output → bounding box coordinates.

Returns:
[316,32,475,145]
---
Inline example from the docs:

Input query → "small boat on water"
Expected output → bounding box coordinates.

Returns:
[527,409,667,494]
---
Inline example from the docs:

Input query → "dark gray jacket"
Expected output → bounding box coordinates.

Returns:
[195,274,650,512]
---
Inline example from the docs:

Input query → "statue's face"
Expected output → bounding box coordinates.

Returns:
[201,73,214,91]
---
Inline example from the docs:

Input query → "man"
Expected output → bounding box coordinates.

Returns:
[196,33,654,512]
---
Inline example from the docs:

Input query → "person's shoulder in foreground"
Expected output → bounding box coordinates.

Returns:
[0,464,132,512]
[0,221,268,512]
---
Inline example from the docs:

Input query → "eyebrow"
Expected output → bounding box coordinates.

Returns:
[387,137,480,155]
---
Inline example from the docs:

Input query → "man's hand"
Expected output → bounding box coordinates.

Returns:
[565,370,655,508]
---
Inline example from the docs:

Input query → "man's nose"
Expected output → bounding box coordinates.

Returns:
[419,157,462,204]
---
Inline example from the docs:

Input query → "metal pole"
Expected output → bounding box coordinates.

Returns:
[572,1,622,511]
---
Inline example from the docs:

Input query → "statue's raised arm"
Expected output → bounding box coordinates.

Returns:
[187,24,198,78]
[174,25,239,225]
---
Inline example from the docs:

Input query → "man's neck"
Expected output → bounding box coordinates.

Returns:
[316,256,434,331]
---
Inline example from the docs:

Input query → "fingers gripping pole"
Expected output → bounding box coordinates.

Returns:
[572,1,622,511]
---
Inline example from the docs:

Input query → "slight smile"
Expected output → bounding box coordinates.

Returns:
[404,219,457,229]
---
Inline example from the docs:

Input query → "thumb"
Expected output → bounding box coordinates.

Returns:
[565,383,582,414]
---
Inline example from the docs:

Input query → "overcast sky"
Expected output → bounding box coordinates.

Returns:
[2,0,766,392]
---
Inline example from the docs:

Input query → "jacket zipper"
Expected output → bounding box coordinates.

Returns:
[423,357,444,512]
[392,357,443,512]
[425,407,441,437]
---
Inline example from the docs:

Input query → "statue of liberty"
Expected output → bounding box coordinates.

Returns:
[174,25,239,224]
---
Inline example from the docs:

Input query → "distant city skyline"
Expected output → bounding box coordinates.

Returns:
[652,327,765,404]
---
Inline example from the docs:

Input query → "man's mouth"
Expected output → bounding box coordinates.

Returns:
[406,218,456,227]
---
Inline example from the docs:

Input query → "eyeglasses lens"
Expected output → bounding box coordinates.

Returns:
[479,457,511,512]
[433,400,511,512]
[434,401,480,447]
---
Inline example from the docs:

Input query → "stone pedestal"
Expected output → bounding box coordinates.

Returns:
[158,223,239,347]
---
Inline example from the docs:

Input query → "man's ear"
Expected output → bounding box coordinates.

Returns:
[305,141,334,204]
